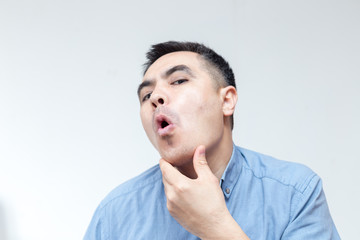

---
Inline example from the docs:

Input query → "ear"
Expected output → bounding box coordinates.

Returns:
[220,86,237,116]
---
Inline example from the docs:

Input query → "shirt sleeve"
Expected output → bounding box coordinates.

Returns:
[83,205,108,240]
[281,175,340,239]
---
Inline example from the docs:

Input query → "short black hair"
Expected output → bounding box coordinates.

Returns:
[143,41,236,129]
[143,41,236,89]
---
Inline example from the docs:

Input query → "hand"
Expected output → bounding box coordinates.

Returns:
[159,145,249,240]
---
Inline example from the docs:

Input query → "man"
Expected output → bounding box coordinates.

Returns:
[84,41,340,239]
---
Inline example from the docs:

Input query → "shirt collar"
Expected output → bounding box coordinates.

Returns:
[220,143,243,199]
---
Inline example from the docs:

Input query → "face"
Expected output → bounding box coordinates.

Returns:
[138,51,226,167]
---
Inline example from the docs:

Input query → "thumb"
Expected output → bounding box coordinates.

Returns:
[193,145,212,178]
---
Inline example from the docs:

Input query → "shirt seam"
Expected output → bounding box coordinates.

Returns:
[241,165,316,194]
[289,174,318,221]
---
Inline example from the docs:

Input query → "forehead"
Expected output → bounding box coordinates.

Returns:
[143,51,205,79]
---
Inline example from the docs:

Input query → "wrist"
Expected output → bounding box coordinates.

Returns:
[201,212,250,240]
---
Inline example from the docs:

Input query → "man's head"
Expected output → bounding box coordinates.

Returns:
[138,41,237,167]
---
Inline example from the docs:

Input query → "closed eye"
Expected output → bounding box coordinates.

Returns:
[172,79,188,85]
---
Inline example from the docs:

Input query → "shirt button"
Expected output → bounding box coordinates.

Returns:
[225,188,230,194]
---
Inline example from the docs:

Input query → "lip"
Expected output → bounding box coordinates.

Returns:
[157,123,175,136]
[154,114,175,137]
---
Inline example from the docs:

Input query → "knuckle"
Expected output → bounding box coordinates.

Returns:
[166,201,176,215]
[161,171,169,180]
[209,175,219,185]
[175,182,188,193]
[167,192,175,202]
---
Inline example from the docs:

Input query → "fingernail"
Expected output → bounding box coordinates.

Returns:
[199,160,207,165]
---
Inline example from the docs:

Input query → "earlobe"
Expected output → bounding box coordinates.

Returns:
[220,86,238,116]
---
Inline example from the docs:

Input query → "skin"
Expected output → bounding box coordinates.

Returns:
[138,51,249,239]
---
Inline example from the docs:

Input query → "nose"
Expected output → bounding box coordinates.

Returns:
[150,92,167,109]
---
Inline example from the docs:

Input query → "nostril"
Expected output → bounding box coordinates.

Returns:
[152,102,157,108]
[158,98,164,104]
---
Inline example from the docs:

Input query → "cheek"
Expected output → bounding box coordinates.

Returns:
[140,111,154,139]
[140,111,147,129]
[179,94,223,130]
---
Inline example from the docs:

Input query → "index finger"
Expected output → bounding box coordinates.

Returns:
[159,158,186,186]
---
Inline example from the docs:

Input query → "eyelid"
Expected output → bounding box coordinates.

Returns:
[171,78,188,85]
[141,91,152,102]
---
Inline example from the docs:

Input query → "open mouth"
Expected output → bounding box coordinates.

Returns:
[157,117,171,130]
[160,120,169,129]
[155,115,174,136]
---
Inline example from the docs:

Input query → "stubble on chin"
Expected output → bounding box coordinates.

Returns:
[159,145,194,167]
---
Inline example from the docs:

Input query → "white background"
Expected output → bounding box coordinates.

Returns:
[0,0,359,239]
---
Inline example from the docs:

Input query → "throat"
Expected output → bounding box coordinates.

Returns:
[176,160,198,179]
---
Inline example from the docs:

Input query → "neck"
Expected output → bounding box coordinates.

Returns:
[177,128,233,180]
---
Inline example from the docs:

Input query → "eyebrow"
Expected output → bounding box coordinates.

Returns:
[137,80,154,97]
[137,64,195,97]
[163,64,194,78]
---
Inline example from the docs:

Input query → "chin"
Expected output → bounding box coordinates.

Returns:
[158,146,194,167]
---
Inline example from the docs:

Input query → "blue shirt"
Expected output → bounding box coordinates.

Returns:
[84,145,340,239]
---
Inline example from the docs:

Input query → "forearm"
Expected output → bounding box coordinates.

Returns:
[201,212,250,240]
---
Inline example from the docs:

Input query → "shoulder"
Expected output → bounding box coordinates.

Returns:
[83,165,164,239]
[237,146,318,193]
[98,164,163,209]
